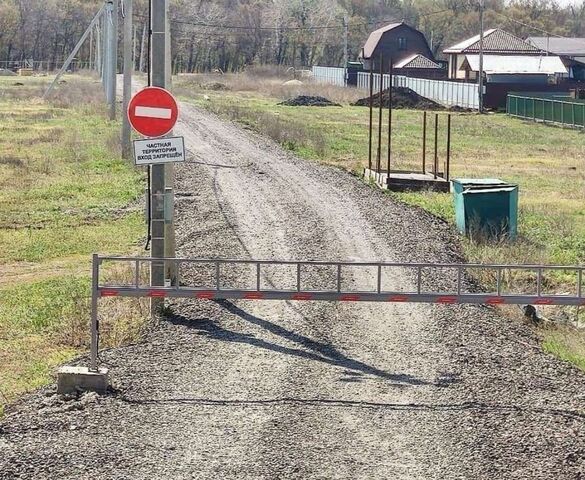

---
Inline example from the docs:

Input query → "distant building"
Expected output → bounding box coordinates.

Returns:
[443,29,544,80]
[526,37,585,80]
[360,21,444,78]
[461,55,567,84]
[393,54,446,79]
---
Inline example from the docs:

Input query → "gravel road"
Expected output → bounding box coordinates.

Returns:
[2,98,585,480]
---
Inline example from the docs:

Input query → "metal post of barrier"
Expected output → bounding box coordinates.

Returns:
[90,254,100,372]
[56,253,108,394]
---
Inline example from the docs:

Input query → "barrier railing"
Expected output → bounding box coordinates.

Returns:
[90,254,585,370]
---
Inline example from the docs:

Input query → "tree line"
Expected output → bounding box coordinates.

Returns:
[1,0,584,73]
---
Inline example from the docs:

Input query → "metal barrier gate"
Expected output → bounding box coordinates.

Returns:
[90,254,585,370]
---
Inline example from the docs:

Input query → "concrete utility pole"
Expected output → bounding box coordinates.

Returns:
[150,0,174,310]
[104,1,113,109]
[89,28,93,70]
[343,15,349,86]
[101,12,107,83]
[96,24,101,76]
[122,0,133,159]
[108,0,119,120]
[478,0,484,113]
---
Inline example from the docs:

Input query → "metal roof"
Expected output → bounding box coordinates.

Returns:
[526,37,585,56]
[362,22,403,59]
[444,29,542,54]
[394,53,441,69]
[464,54,567,74]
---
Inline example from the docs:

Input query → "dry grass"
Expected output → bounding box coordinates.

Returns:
[176,72,363,105]
[208,102,327,157]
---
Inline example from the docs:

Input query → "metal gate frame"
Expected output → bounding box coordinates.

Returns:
[90,254,584,370]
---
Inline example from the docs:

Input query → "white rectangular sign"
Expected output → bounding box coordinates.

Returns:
[133,136,185,165]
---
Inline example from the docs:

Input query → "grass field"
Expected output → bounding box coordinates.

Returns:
[0,75,147,414]
[175,72,585,368]
[176,73,585,269]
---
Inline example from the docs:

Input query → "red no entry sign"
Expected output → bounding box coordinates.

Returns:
[128,87,179,137]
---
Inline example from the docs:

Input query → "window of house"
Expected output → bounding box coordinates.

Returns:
[398,37,407,50]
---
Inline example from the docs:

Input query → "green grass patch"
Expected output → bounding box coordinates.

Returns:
[0,76,147,413]
[542,328,585,371]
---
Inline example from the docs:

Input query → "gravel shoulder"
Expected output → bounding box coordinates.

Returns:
[1,99,585,480]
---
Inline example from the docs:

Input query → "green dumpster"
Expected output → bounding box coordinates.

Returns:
[452,178,518,239]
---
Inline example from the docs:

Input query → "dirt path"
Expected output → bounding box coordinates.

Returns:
[2,97,585,479]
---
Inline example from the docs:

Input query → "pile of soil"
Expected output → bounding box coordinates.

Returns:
[353,86,443,110]
[279,95,341,107]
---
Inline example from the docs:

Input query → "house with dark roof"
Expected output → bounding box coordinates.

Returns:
[360,22,444,77]
[443,29,547,80]
[526,37,585,80]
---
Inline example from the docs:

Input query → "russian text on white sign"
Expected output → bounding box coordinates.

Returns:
[133,136,185,165]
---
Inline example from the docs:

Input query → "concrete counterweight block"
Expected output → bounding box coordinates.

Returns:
[57,366,109,395]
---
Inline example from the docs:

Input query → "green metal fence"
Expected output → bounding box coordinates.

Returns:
[507,94,585,129]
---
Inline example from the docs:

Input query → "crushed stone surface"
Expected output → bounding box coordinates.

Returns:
[1,97,585,480]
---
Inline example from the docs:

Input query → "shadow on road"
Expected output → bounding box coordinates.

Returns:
[168,299,437,388]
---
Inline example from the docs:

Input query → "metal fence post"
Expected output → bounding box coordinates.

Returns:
[446,114,451,181]
[422,111,427,173]
[433,113,438,179]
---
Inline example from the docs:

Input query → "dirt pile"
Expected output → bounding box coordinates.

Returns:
[201,82,230,91]
[353,86,443,110]
[279,95,341,107]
